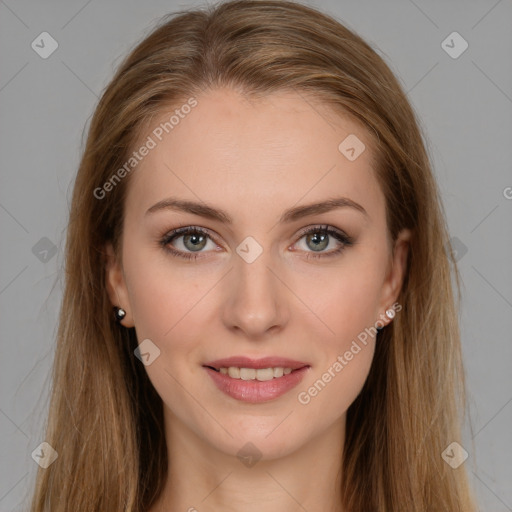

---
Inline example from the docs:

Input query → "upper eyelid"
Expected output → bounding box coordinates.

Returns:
[296,224,348,238]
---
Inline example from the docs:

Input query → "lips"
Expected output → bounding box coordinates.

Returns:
[202,356,311,403]
[203,356,309,371]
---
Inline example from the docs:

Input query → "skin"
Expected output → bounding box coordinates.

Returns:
[105,87,411,512]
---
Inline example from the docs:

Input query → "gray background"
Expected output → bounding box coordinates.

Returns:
[1,0,511,510]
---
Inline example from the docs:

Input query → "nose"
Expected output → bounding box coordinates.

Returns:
[221,246,289,340]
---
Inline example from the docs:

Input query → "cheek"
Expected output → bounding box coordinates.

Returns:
[292,251,384,412]
[122,247,208,418]
[299,254,386,344]
[126,269,178,340]
[122,240,206,341]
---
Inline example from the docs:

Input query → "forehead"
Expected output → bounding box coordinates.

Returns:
[124,87,384,224]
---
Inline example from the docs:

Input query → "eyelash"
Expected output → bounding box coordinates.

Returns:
[159,224,354,261]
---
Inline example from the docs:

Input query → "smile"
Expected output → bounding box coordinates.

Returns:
[203,365,310,403]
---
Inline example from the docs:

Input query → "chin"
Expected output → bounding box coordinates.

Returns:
[200,418,310,462]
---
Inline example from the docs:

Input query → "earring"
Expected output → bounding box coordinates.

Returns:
[113,306,126,323]
[377,307,395,332]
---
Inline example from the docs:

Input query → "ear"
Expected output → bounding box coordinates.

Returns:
[377,228,411,326]
[104,242,135,327]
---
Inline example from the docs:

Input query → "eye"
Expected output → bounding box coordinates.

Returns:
[293,225,354,260]
[159,226,219,260]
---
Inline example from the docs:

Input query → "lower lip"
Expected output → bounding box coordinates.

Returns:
[204,366,310,403]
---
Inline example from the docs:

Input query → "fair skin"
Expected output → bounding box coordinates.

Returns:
[105,87,410,512]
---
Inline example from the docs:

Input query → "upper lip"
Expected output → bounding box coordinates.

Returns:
[203,356,310,370]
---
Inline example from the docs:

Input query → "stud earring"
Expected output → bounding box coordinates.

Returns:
[113,306,126,323]
[377,307,396,332]
[385,309,396,319]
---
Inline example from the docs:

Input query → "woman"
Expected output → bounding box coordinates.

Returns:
[28,0,477,510]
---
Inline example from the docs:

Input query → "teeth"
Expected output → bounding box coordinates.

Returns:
[254,368,274,381]
[217,367,295,380]
[227,367,240,378]
[273,367,284,378]
[240,368,257,380]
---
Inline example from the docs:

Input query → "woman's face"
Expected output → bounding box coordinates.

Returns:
[106,87,410,460]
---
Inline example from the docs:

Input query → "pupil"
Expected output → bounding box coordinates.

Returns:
[308,232,328,251]
[185,233,206,251]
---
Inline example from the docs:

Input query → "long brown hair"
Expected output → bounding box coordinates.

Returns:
[28,1,477,510]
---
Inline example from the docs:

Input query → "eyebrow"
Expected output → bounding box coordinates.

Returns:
[145,196,368,223]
